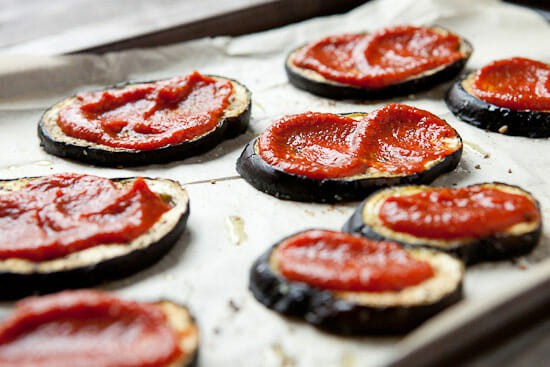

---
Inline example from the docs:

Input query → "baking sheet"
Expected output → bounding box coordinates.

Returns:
[0,0,549,366]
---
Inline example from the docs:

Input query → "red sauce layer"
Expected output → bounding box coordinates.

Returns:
[257,104,459,180]
[276,230,434,292]
[471,57,550,111]
[379,186,540,239]
[0,290,181,367]
[57,71,233,150]
[292,26,463,88]
[0,174,170,261]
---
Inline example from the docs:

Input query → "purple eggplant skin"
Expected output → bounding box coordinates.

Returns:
[285,34,472,100]
[445,75,550,138]
[342,183,543,265]
[0,177,190,300]
[38,76,251,167]
[249,236,463,335]
[236,134,462,203]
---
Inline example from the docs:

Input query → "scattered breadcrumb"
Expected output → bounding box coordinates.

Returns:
[304,209,315,217]
[484,153,490,159]
[228,299,241,312]
[508,168,513,174]
[271,343,295,367]
[210,179,217,184]
[341,352,356,367]
[498,125,508,133]
[512,258,529,270]
[474,164,481,169]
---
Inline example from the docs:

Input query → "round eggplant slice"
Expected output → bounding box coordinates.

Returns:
[285,27,472,100]
[156,300,199,367]
[38,74,252,167]
[249,230,464,335]
[343,183,542,265]
[237,105,462,203]
[0,290,199,367]
[0,176,189,299]
[446,72,550,138]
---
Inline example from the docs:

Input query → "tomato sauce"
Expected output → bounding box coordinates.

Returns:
[0,290,181,367]
[57,71,233,150]
[257,112,370,179]
[292,26,463,88]
[257,104,459,180]
[276,230,434,292]
[379,186,540,239]
[471,57,550,111]
[0,174,170,262]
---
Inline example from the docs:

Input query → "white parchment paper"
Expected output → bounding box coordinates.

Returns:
[0,0,549,366]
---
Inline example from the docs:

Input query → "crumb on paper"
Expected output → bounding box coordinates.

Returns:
[210,179,217,184]
[508,168,513,174]
[228,299,241,312]
[484,153,490,159]
[511,258,529,270]
[498,125,508,134]
[271,343,295,367]
[341,352,356,367]
[34,160,53,166]
[474,164,481,169]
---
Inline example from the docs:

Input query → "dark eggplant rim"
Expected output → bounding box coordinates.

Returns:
[38,75,252,167]
[285,30,473,100]
[249,230,464,335]
[445,73,550,138]
[236,112,463,203]
[0,177,190,300]
[342,182,543,265]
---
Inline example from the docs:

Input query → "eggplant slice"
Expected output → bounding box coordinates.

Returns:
[285,28,472,100]
[249,232,464,335]
[0,293,199,367]
[343,183,542,265]
[0,177,189,299]
[446,73,550,138]
[159,300,199,367]
[38,75,251,167]
[236,112,463,203]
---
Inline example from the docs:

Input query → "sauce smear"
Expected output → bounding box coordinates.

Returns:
[293,26,463,88]
[276,230,434,292]
[379,186,540,239]
[471,57,550,111]
[257,112,369,179]
[0,174,170,261]
[57,71,233,150]
[257,104,459,180]
[0,290,181,367]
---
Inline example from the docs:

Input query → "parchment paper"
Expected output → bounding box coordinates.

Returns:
[0,0,549,366]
